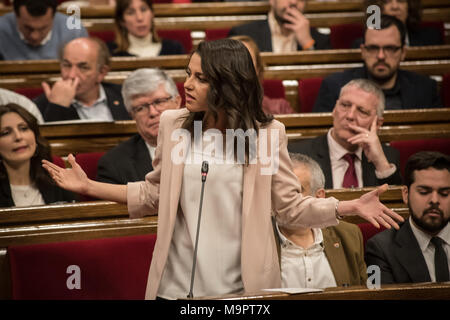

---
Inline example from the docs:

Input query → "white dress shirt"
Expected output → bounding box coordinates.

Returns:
[409,217,450,282]
[276,224,337,289]
[72,85,113,121]
[267,11,297,53]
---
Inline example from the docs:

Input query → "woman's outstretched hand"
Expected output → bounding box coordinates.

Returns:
[339,184,404,229]
[42,154,90,195]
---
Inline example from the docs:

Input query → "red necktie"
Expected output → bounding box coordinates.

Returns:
[342,153,358,188]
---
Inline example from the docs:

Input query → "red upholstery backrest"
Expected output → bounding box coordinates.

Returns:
[157,29,193,54]
[75,152,105,201]
[298,77,323,113]
[51,155,66,169]
[263,79,285,99]
[89,30,116,44]
[442,73,450,108]
[205,28,231,42]
[420,21,445,44]
[8,234,157,300]
[390,138,450,178]
[358,223,387,248]
[330,23,364,49]
[14,88,44,100]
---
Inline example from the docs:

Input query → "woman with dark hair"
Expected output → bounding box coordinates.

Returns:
[43,39,403,300]
[0,103,76,207]
[363,0,443,46]
[108,0,184,57]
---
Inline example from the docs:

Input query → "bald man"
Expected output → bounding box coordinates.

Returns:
[34,37,130,122]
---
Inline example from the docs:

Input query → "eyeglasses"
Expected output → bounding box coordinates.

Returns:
[131,96,173,115]
[363,45,402,56]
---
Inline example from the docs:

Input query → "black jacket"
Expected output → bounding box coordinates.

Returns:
[313,67,442,113]
[228,19,331,52]
[34,82,131,122]
[96,134,153,184]
[107,38,185,57]
[0,173,77,208]
[288,134,402,189]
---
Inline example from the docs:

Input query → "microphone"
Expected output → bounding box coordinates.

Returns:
[187,161,209,298]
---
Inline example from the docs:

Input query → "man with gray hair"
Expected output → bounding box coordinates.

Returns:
[289,78,402,189]
[96,68,181,184]
[273,153,367,288]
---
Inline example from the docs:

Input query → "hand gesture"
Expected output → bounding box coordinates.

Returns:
[347,117,391,172]
[350,184,404,229]
[42,154,90,195]
[42,77,80,107]
[282,7,314,48]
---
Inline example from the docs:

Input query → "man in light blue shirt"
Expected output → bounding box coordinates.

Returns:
[0,0,87,60]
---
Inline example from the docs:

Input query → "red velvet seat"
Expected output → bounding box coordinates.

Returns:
[390,138,450,177]
[74,152,106,201]
[51,155,66,169]
[357,223,387,248]
[442,73,450,108]
[157,29,193,54]
[297,77,323,113]
[205,28,231,42]
[263,79,285,99]
[8,234,157,300]
[330,23,364,49]
[13,88,44,100]
[89,30,116,44]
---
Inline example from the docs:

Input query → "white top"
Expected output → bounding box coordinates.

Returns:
[72,85,113,121]
[268,11,297,53]
[10,184,45,207]
[409,216,450,282]
[127,33,162,58]
[327,129,396,188]
[157,137,244,299]
[145,141,156,161]
[277,225,337,289]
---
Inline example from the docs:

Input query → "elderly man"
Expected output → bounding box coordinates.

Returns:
[0,0,87,60]
[289,78,402,189]
[228,0,330,52]
[313,14,442,112]
[365,151,450,283]
[96,68,181,184]
[274,153,367,288]
[34,37,130,122]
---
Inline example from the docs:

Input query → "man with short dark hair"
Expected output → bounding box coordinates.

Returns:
[0,0,88,60]
[365,151,450,284]
[34,37,130,122]
[313,14,442,112]
[228,0,330,52]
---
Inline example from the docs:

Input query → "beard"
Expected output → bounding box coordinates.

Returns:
[410,201,449,234]
[366,62,398,83]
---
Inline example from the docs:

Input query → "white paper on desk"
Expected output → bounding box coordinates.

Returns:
[262,288,323,294]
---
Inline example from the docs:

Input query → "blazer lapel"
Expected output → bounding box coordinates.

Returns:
[361,154,377,186]
[322,228,352,286]
[315,136,333,189]
[394,220,431,283]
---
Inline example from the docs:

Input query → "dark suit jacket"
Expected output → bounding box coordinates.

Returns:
[288,135,402,189]
[274,220,368,286]
[365,219,432,284]
[228,19,330,52]
[312,67,442,113]
[0,172,77,208]
[107,38,185,57]
[34,82,131,122]
[96,134,153,184]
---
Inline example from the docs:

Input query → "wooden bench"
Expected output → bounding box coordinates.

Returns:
[32,108,450,156]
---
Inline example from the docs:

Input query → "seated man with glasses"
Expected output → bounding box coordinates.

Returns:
[96,68,181,184]
[313,14,442,113]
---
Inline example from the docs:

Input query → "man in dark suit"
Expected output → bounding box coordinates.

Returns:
[228,0,330,52]
[365,151,450,284]
[34,37,130,122]
[289,78,402,189]
[96,68,181,184]
[273,153,367,288]
[313,15,442,112]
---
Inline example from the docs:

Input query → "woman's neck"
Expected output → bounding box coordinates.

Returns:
[204,110,228,132]
[4,161,32,185]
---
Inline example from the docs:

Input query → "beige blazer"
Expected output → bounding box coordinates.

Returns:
[127,108,339,299]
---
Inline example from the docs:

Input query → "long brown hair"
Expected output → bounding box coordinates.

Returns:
[0,103,55,188]
[114,0,161,53]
